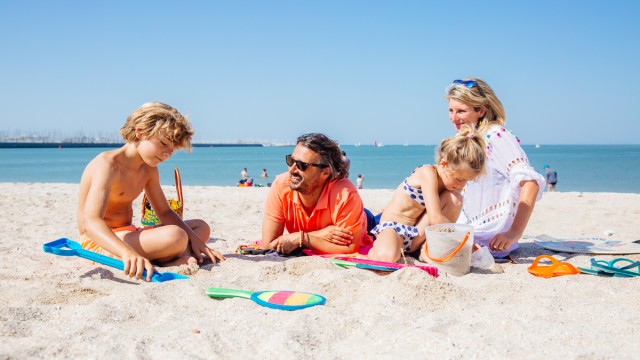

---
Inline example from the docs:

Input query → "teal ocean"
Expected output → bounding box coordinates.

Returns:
[1,145,638,193]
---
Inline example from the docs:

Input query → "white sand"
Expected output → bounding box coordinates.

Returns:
[1,183,639,358]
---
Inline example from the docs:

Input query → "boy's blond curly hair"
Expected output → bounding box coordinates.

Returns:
[120,102,194,151]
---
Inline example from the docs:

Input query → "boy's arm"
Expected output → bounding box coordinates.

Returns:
[144,171,222,263]
[82,163,154,281]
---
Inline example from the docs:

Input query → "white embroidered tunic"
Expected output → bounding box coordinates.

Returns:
[458,124,546,257]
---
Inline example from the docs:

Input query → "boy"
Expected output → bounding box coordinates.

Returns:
[77,102,224,281]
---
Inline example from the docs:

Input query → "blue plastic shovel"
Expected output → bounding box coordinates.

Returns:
[43,237,188,283]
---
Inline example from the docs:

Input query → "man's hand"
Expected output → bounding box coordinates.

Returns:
[274,234,299,255]
[313,226,353,246]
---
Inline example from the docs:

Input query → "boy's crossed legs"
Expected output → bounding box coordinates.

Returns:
[117,219,211,266]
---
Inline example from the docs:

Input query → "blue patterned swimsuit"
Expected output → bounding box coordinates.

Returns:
[371,165,430,251]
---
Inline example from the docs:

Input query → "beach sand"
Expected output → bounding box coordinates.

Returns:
[1,183,639,358]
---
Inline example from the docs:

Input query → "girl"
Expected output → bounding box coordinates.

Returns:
[367,125,485,263]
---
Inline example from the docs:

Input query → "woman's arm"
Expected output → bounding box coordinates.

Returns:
[488,180,539,251]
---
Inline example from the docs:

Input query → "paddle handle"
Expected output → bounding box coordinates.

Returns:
[331,258,397,271]
[43,237,155,281]
[206,287,254,299]
[334,256,439,277]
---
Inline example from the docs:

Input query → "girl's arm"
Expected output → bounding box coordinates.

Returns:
[415,166,450,225]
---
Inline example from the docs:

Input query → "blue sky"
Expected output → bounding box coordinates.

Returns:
[1,1,639,145]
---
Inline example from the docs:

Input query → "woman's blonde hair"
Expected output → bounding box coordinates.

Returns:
[445,78,506,135]
[435,124,486,175]
[120,102,194,151]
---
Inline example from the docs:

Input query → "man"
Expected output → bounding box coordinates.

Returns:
[262,133,372,255]
[544,165,558,192]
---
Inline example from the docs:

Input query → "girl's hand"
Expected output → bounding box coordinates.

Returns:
[313,226,353,246]
[488,230,522,252]
[121,250,155,282]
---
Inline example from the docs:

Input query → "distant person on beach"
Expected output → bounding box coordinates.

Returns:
[262,133,373,255]
[367,126,486,263]
[241,167,249,178]
[445,78,545,257]
[356,174,364,189]
[544,165,557,191]
[342,151,351,178]
[77,102,224,281]
[261,168,268,178]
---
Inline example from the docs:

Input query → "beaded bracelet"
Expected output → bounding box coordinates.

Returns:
[299,231,304,248]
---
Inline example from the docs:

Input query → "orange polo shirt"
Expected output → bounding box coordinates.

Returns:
[264,173,372,251]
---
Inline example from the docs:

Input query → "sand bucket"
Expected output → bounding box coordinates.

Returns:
[422,223,473,276]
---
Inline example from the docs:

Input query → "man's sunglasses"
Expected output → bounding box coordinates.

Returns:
[452,79,485,97]
[285,155,329,171]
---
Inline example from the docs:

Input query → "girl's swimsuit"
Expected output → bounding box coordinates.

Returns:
[371,165,430,251]
[371,221,419,251]
[403,178,426,207]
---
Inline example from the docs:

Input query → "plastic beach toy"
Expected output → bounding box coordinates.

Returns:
[43,238,188,283]
[527,255,580,278]
[423,223,474,276]
[579,257,640,277]
[332,257,438,277]
[207,288,326,311]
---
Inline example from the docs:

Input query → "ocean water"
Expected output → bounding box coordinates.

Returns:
[1,145,639,193]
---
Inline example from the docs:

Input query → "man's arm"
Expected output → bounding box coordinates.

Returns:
[261,218,287,249]
[304,181,364,255]
[306,226,358,254]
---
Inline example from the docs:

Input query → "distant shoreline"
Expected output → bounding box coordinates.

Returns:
[0,142,264,148]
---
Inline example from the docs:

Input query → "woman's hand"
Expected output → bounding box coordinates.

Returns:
[121,249,155,282]
[312,226,353,246]
[488,230,522,252]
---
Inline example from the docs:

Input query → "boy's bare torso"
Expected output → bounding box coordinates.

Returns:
[78,147,154,232]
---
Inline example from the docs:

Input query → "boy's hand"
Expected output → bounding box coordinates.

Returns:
[190,241,225,264]
[121,250,155,282]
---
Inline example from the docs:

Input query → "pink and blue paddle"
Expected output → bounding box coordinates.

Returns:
[206,288,326,310]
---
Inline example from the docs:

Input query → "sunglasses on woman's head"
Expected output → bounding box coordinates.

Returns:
[452,79,486,97]
[285,155,329,171]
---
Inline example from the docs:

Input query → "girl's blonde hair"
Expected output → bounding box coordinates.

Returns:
[120,102,194,151]
[445,78,506,135]
[436,124,486,175]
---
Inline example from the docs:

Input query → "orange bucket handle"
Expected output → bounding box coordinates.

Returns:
[424,231,471,263]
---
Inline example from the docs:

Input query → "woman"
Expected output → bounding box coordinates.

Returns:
[445,78,545,258]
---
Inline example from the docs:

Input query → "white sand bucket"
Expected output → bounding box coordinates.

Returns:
[423,223,473,276]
